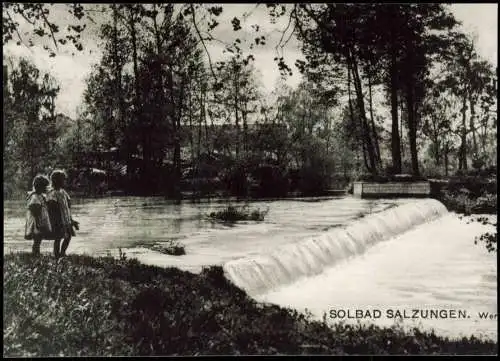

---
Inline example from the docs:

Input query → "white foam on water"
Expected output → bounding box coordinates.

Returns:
[255,212,497,341]
[223,199,449,296]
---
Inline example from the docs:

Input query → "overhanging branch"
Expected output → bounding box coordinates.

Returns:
[37,4,59,52]
[190,4,218,83]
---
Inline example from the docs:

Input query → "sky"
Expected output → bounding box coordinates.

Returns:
[2,3,498,119]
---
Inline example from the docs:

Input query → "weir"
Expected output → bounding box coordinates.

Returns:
[223,199,449,297]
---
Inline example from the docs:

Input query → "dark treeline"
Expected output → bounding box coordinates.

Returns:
[3,4,497,200]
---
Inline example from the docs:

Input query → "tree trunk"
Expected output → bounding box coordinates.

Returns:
[469,96,477,157]
[110,4,121,149]
[432,119,440,166]
[198,83,204,160]
[205,100,210,156]
[75,116,81,162]
[434,139,441,166]
[403,57,420,177]
[242,100,248,157]
[361,132,370,173]
[480,117,487,155]
[130,6,140,129]
[444,142,449,176]
[390,52,402,174]
[399,99,405,161]
[127,6,140,191]
[368,71,381,164]
[347,61,368,172]
[174,113,183,202]
[406,89,419,176]
[349,51,377,174]
[188,87,194,166]
[171,70,183,203]
[234,70,240,160]
[325,113,331,156]
[459,90,468,170]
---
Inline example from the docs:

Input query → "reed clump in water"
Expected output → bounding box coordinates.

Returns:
[3,252,497,356]
[209,205,269,223]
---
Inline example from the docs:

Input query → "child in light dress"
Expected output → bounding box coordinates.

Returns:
[25,175,52,256]
[47,169,79,258]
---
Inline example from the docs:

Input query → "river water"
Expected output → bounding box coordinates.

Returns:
[4,196,404,270]
[3,195,497,341]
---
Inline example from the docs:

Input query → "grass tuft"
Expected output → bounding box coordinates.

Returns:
[147,240,187,256]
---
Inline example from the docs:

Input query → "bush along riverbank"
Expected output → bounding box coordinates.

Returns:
[430,176,497,215]
[439,190,497,215]
[4,253,498,356]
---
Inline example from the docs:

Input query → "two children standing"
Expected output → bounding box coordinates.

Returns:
[25,170,79,258]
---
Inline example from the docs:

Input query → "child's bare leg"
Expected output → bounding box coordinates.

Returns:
[32,237,42,256]
[53,239,61,258]
[60,236,71,257]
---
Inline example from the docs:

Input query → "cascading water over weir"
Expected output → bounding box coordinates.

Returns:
[223,199,449,297]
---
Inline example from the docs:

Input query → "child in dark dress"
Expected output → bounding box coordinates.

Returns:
[47,170,79,258]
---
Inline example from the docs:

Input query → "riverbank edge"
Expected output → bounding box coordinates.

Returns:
[3,252,497,356]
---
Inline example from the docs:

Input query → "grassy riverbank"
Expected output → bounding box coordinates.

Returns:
[3,253,497,356]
